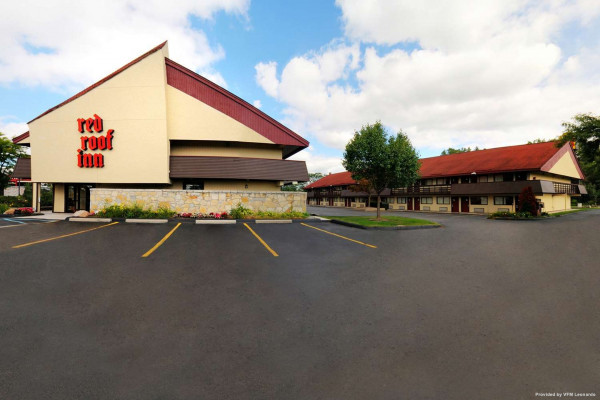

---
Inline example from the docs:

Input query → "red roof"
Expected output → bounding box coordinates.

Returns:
[304,171,355,189]
[305,141,581,189]
[12,131,30,144]
[419,141,566,178]
[28,42,168,124]
[165,58,308,158]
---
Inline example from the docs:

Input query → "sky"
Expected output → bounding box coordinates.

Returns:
[1,0,599,174]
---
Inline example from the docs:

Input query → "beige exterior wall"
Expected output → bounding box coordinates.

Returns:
[90,189,306,214]
[529,173,571,184]
[53,184,65,212]
[170,142,282,159]
[166,86,273,144]
[536,193,570,213]
[548,152,581,179]
[29,46,171,184]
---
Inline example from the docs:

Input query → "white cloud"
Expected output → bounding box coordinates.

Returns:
[254,61,279,97]
[0,0,250,91]
[289,146,345,175]
[252,100,262,109]
[0,117,28,139]
[255,0,600,155]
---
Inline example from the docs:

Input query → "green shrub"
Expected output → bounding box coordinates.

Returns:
[229,203,253,219]
[95,203,176,219]
[0,195,29,207]
[0,204,9,214]
[228,203,309,219]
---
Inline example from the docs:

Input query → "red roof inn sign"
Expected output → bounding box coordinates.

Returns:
[76,114,114,168]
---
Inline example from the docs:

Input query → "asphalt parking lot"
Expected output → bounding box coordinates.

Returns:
[1,210,599,399]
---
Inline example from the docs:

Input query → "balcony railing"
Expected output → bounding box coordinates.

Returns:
[391,185,451,195]
[553,182,579,194]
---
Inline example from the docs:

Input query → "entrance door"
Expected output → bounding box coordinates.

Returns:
[461,196,469,213]
[414,197,421,211]
[329,197,334,206]
[66,184,94,212]
[407,197,413,211]
[451,197,459,212]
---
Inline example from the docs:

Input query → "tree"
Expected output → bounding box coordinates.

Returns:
[518,186,538,216]
[440,146,480,155]
[0,132,27,190]
[557,113,600,204]
[343,121,420,219]
[527,138,550,144]
[348,178,374,206]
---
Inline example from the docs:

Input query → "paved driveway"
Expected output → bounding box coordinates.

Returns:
[1,211,599,399]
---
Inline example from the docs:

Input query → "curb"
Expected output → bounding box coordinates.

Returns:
[69,217,112,222]
[196,220,237,224]
[125,219,169,224]
[330,219,442,230]
[255,219,292,224]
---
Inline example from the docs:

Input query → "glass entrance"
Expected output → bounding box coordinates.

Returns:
[65,184,95,212]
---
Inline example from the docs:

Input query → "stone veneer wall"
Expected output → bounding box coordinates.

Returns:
[90,189,306,214]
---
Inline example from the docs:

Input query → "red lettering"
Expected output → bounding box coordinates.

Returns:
[93,114,103,132]
[88,136,97,150]
[106,129,114,150]
[85,118,94,132]
[80,136,88,150]
[98,135,106,150]
[83,153,93,167]
[77,149,83,167]
[77,118,86,133]
[93,153,104,168]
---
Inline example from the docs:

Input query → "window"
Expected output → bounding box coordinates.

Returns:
[436,178,448,185]
[397,197,407,204]
[471,196,488,205]
[515,172,527,181]
[423,179,434,186]
[436,196,450,204]
[478,175,489,183]
[421,197,433,204]
[494,175,503,182]
[388,197,395,204]
[183,180,204,190]
[494,196,513,205]
[503,173,514,182]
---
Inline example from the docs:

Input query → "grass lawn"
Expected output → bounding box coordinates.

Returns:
[552,207,599,217]
[326,215,438,227]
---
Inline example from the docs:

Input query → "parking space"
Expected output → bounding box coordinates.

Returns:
[1,212,599,399]
[0,217,61,228]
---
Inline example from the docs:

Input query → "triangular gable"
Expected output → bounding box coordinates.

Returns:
[28,41,168,124]
[165,58,309,159]
[540,142,585,179]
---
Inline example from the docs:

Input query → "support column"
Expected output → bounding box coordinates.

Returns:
[32,182,41,212]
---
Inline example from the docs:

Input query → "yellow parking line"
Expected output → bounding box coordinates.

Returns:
[12,222,119,249]
[141,223,181,258]
[243,222,279,257]
[300,223,377,248]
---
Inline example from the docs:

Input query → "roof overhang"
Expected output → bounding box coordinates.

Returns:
[170,156,309,182]
[11,158,31,179]
[12,131,30,146]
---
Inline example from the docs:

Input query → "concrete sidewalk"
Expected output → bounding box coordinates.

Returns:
[17,211,74,220]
